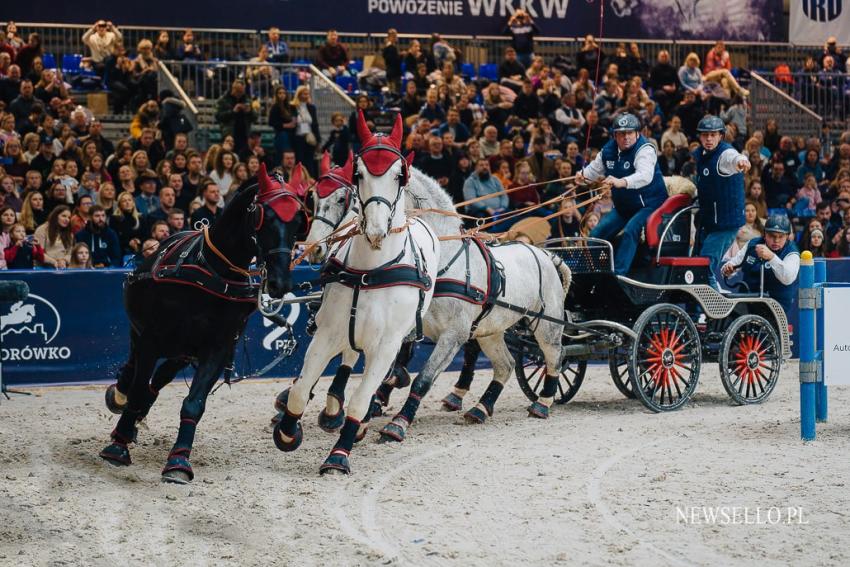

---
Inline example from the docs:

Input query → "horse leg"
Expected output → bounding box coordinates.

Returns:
[273,332,339,453]
[318,349,359,433]
[441,339,481,411]
[138,357,190,421]
[464,335,514,424]
[99,337,158,467]
[105,336,139,414]
[379,333,465,443]
[161,348,232,484]
[373,340,416,410]
[527,320,564,419]
[320,344,400,474]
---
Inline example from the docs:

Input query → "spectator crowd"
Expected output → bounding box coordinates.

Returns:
[0,17,849,271]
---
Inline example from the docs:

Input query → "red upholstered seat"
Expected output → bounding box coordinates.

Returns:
[646,194,692,250]
[656,256,710,267]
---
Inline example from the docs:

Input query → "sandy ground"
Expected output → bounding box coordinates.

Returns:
[1,364,850,567]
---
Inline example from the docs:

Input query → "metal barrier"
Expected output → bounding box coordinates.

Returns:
[3,20,841,74]
[750,71,823,141]
[158,60,354,142]
[752,70,849,131]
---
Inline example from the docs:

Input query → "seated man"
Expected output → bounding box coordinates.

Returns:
[721,214,800,315]
[461,159,511,231]
[576,113,668,274]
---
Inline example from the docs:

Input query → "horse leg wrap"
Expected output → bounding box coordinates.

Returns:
[278,409,302,438]
[455,340,482,390]
[320,417,360,474]
[375,382,394,405]
[528,374,558,419]
[398,378,431,423]
[114,411,140,444]
[478,381,504,416]
[327,365,351,407]
[174,416,198,449]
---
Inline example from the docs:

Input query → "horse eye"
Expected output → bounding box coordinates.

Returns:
[337,196,346,205]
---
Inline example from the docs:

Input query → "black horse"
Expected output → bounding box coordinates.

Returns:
[100,164,309,483]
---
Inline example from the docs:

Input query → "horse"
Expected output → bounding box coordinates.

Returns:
[301,125,572,446]
[99,164,310,484]
[272,111,440,475]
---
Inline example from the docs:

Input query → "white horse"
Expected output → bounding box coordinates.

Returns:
[304,137,572,445]
[272,112,440,474]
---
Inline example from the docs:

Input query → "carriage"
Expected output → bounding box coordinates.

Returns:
[508,194,792,413]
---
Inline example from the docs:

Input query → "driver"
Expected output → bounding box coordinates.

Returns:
[721,214,800,315]
[693,115,751,289]
[576,113,667,274]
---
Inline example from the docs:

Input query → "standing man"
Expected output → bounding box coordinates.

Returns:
[576,113,667,275]
[722,215,800,316]
[693,115,751,288]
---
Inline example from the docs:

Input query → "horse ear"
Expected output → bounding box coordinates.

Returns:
[389,112,403,148]
[342,151,354,182]
[258,162,272,195]
[405,151,415,168]
[320,151,331,176]
[356,109,371,145]
[290,163,304,194]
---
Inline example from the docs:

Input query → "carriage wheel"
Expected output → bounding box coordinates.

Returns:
[719,314,781,405]
[513,328,587,405]
[608,335,636,399]
[628,304,701,413]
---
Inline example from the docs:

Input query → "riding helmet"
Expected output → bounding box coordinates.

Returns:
[764,214,791,234]
[696,115,726,133]
[612,113,641,132]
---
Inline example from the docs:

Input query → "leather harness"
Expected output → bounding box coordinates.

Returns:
[319,220,433,353]
[127,231,258,303]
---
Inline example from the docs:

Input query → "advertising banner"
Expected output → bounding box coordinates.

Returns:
[790,0,850,45]
[5,0,786,41]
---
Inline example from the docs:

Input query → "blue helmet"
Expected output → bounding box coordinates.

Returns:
[612,113,641,132]
[765,214,791,234]
[697,115,726,133]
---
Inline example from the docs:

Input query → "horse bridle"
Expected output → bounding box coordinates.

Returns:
[311,172,359,230]
[354,140,409,233]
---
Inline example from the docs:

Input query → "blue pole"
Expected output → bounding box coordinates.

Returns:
[799,251,816,441]
[814,258,827,423]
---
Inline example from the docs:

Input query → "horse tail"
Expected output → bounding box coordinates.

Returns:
[549,252,572,296]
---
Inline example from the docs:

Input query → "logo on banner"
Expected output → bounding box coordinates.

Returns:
[262,292,301,350]
[802,0,842,22]
[0,294,71,361]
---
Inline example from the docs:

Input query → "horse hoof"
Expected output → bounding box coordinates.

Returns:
[270,411,284,425]
[162,454,194,483]
[378,420,406,443]
[273,421,303,452]
[99,443,131,466]
[527,401,550,419]
[318,408,345,433]
[369,399,384,418]
[105,384,127,415]
[441,392,463,412]
[463,406,488,424]
[274,388,290,413]
[319,452,350,475]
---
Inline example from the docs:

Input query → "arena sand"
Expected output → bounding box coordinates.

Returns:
[1,364,849,567]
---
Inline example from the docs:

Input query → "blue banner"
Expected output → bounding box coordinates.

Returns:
[5,0,786,41]
[4,257,849,386]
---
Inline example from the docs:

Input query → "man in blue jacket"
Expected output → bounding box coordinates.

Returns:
[722,215,800,315]
[75,206,122,268]
[576,113,668,274]
[693,114,751,288]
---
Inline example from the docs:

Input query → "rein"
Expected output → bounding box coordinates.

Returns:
[203,227,259,278]
[453,175,577,209]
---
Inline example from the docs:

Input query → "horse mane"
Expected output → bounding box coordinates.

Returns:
[406,167,462,237]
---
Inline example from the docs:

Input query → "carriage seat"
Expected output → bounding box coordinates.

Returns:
[645,194,709,267]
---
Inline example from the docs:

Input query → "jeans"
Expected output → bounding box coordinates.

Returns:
[590,207,655,275]
[699,229,738,290]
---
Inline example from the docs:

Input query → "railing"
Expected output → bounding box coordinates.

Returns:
[753,70,850,131]
[159,60,354,141]
[749,71,824,141]
[3,21,841,72]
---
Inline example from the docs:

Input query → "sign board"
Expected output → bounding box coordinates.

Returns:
[790,0,850,45]
[823,287,850,385]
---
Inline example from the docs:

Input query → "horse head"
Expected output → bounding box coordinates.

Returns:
[255,162,309,298]
[306,151,355,263]
[354,110,413,249]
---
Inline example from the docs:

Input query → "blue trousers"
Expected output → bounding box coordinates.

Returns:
[700,229,738,290]
[590,207,655,275]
